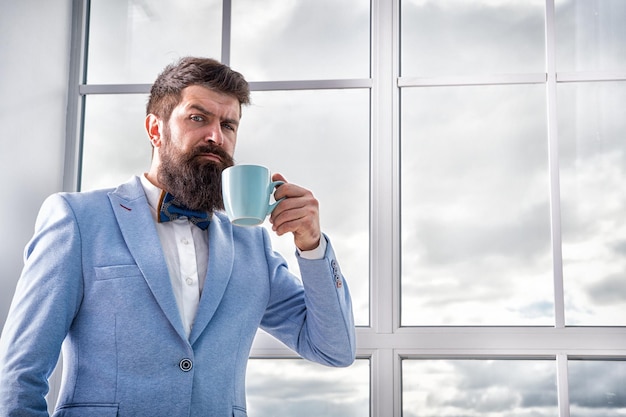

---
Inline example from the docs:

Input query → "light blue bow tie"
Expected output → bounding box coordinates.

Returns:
[158,192,210,230]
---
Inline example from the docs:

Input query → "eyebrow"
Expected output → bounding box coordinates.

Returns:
[189,104,240,126]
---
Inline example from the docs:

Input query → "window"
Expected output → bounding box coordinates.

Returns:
[568,359,626,416]
[403,359,558,416]
[247,358,370,416]
[401,84,552,325]
[234,89,370,325]
[64,0,626,415]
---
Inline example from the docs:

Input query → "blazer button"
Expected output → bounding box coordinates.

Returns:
[179,358,193,372]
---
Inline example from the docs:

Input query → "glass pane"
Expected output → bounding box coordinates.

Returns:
[556,0,626,72]
[403,359,558,417]
[81,94,151,191]
[401,85,552,325]
[87,0,222,84]
[230,0,370,81]
[236,90,370,326]
[401,0,545,77]
[246,358,369,416]
[558,82,626,325]
[569,360,626,417]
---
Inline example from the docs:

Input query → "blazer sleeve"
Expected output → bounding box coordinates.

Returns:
[259,230,356,367]
[0,194,83,416]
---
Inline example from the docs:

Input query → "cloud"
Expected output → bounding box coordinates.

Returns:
[555,0,626,72]
[403,359,559,416]
[557,81,626,324]
[88,0,223,84]
[588,273,626,305]
[568,361,626,409]
[399,84,554,325]
[246,359,369,417]
[401,0,545,76]
[230,0,370,80]
[80,94,152,191]
[404,359,626,417]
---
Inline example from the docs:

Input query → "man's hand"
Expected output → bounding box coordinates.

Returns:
[269,173,321,252]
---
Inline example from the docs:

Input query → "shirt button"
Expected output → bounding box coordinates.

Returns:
[181,238,189,245]
[185,277,194,286]
[179,358,193,372]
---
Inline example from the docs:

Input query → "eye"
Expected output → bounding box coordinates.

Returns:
[190,114,205,122]
[221,122,236,132]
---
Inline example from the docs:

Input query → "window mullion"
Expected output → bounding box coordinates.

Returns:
[370,0,399,335]
[556,353,571,417]
[370,0,401,416]
[64,0,90,192]
[545,0,565,329]
[221,0,231,65]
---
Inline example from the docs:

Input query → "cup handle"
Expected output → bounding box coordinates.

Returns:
[267,180,285,215]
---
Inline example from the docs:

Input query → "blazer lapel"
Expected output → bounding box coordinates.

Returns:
[108,177,187,341]
[189,213,234,345]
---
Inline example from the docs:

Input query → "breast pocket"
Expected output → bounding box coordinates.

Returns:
[94,264,143,281]
[90,264,148,314]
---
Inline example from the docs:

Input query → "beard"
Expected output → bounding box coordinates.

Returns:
[157,129,234,213]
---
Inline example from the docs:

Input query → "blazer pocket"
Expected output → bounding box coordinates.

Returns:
[53,403,119,416]
[94,264,143,281]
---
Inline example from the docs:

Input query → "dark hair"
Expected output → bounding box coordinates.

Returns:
[147,57,250,121]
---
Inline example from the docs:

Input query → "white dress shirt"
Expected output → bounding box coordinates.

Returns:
[139,174,326,339]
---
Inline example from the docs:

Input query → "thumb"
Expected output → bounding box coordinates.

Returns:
[272,172,287,183]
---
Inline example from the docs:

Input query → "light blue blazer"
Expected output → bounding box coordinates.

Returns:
[0,176,356,417]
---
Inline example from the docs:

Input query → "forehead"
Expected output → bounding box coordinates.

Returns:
[176,85,241,119]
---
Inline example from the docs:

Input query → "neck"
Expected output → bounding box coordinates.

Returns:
[145,167,164,190]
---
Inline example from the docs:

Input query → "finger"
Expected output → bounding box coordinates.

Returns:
[271,196,319,233]
[272,204,309,230]
[273,208,319,243]
[272,172,287,183]
[273,182,307,202]
[270,186,316,222]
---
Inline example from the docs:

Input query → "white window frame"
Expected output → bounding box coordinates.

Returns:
[63,1,626,416]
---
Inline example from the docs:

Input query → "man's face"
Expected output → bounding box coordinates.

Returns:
[155,85,241,211]
[164,85,240,160]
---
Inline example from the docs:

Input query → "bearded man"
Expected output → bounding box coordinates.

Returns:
[0,57,355,417]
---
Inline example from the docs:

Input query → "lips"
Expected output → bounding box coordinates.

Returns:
[193,146,224,164]
[198,152,222,163]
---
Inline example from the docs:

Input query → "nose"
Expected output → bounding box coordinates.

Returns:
[205,124,224,146]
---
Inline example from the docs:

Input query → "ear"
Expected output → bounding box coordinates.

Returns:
[145,114,163,148]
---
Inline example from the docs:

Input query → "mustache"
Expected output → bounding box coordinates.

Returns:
[189,144,234,165]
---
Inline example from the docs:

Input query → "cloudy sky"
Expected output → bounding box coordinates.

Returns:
[3,0,626,415]
[404,358,626,417]
[80,0,626,328]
